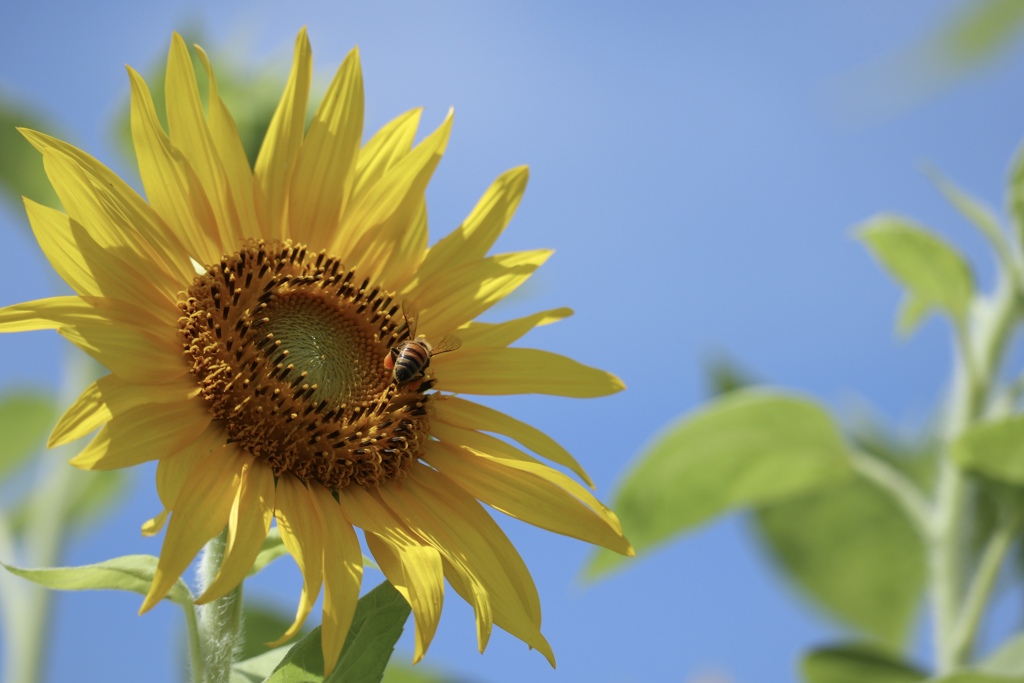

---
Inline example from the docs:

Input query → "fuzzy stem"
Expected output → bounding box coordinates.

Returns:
[849,449,931,537]
[195,530,243,683]
[950,519,1017,663]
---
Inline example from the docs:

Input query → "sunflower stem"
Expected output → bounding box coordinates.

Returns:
[195,530,244,683]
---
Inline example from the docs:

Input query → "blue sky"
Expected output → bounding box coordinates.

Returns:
[2,2,1023,682]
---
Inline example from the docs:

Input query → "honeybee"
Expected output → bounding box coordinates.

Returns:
[385,302,461,385]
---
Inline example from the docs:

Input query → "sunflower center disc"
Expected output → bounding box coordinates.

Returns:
[178,240,431,489]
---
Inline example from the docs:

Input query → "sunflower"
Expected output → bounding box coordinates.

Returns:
[0,30,632,672]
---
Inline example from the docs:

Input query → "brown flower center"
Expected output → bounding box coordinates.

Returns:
[178,240,431,488]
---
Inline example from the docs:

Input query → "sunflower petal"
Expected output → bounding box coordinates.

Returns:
[70,399,211,471]
[128,66,220,265]
[364,532,443,663]
[457,307,572,349]
[409,249,552,340]
[194,45,262,240]
[418,166,529,283]
[254,29,312,241]
[426,441,632,555]
[155,422,230,511]
[309,485,363,674]
[433,396,592,486]
[20,129,193,286]
[288,47,363,248]
[433,347,625,397]
[351,108,421,202]
[333,111,452,260]
[50,374,199,447]
[270,475,324,646]
[338,486,446,662]
[140,444,243,613]
[196,459,276,604]
[166,33,241,249]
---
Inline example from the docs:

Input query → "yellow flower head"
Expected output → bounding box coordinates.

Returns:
[1,30,632,671]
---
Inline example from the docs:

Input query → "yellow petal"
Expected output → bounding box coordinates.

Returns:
[141,509,168,537]
[20,128,194,286]
[433,396,592,486]
[0,296,106,333]
[377,474,515,656]
[140,443,243,613]
[309,485,363,674]
[165,34,241,249]
[364,532,443,663]
[50,373,199,447]
[433,347,625,398]
[254,29,312,241]
[417,166,529,283]
[425,441,632,555]
[362,195,427,293]
[457,307,572,349]
[270,475,324,646]
[288,48,363,248]
[128,66,220,265]
[194,45,262,240]
[70,399,211,471]
[332,111,452,260]
[337,486,447,662]
[23,200,100,299]
[196,459,276,604]
[0,296,184,383]
[407,249,551,340]
[350,108,421,203]
[155,423,230,510]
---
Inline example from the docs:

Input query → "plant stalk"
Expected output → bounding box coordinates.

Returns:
[194,529,244,683]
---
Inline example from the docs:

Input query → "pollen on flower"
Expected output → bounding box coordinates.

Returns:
[178,239,433,488]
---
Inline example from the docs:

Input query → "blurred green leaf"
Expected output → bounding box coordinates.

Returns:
[2,554,191,606]
[933,674,1024,683]
[231,645,292,683]
[925,168,1006,253]
[250,527,287,576]
[857,216,974,334]
[953,415,1024,483]
[801,644,926,683]
[259,581,410,683]
[381,664,469,683]
[979,632,1024,677]
[0,97,59,210]
[587,390,852,578]
[931,0,1024,70]
[64,469,127,528]
[238,601,312,661]
[703,355,757,397]
[0,391,58,482]
[756,472,926,647]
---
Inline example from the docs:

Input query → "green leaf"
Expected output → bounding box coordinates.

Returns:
[260,581,410,683]
[2,554,191,606]
[802,644,926,683]
[756,473,926,646]
[238,601,312,661]
[933,674,1024,683]
[0,391,58,481]
[925,167,1006,252]
[932,0,1024,69]
[231,645,293,683]
[381,664,463,683]
[586,390,852,578]
[979,632,1024,677]
[0,96,60,211]
[858,215,974,333]
[953,415,1024,483]
[250,527,288,576]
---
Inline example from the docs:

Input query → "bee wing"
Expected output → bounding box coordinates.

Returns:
[430,334,462,356]
[400,299,420,338]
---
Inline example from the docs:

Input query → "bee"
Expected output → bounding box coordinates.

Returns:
[385,302,461,385]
